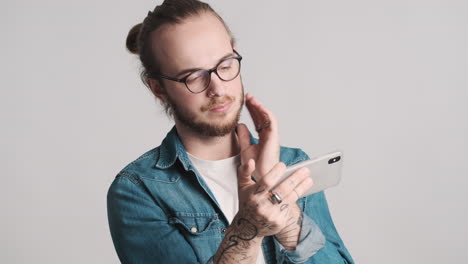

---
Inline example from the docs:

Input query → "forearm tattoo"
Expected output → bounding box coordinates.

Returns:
[214,217,259,263]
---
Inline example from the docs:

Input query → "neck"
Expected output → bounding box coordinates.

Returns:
[175,122,240,161]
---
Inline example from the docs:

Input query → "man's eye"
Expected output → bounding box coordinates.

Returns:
[219,61,233,71]
[187,75,202,82]
[187,71,206,82]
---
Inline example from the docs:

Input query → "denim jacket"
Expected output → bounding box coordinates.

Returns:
[107,127,354,264]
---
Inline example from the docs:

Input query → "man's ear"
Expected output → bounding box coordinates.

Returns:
[147,78,168,103]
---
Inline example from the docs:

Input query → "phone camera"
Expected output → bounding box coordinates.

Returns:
[328,156,341,164]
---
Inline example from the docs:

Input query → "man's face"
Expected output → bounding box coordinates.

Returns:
[151,12,244,137]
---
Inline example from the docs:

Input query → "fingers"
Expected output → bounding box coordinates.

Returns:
[289,175,313,199]
[236,123,251,152]
[245,93,278,135]
[271,167,312,202]
[256,162,287,189]
[237,159,256,187]
[245,94,264,129]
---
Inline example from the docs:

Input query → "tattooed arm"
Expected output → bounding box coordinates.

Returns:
[212,214,263,264]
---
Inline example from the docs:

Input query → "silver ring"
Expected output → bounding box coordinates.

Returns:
[270,191,282,204]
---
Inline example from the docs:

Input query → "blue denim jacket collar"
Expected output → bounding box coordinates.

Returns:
[154,126,192,171]
[154,126,259,171]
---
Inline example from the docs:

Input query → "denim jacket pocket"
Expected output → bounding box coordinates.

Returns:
[169,212,221,236]
[169,212,222,263]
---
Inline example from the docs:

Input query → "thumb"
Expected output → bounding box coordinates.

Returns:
[237,158,256,187]
[237,123,252,152]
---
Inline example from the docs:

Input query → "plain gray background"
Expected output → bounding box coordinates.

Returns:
[2,0,467,263]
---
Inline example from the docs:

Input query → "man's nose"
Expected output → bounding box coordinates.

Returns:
[206,71,227,97]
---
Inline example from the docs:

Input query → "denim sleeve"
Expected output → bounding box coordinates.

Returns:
[302,191,354,263]
[273,213,326,263]
[107,174,206,264]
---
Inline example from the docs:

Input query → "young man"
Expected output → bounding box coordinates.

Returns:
[107,1,354,263]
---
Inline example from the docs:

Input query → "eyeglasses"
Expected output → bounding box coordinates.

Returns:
[153,50,242,94]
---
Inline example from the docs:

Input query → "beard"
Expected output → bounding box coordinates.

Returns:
[165,86,244,137]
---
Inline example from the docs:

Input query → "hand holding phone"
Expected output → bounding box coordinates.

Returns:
[272,150,344,197]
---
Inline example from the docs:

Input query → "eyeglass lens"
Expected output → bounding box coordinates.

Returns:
[185,57,240,93]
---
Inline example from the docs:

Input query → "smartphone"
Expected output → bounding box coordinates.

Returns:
[274,150,344,197]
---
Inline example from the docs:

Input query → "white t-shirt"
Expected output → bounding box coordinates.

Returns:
[188,153,265,264]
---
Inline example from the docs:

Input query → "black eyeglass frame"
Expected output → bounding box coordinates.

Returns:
[152,50,243,94]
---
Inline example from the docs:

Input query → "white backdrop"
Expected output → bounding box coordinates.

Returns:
[2,0,467,263]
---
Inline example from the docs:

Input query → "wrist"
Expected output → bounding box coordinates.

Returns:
[229,214,265,240]
[214,216,264,263]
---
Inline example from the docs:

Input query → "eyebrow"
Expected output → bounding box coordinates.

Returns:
[174,51,236,78]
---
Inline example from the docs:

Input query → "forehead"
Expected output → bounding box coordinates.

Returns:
[152,12,233,74]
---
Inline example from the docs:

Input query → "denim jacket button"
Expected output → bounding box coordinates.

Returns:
[190,227,198,233]
[221,228,227,234]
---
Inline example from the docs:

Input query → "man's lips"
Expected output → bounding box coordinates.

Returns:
[201,96,235,112]
[209,102,232,112]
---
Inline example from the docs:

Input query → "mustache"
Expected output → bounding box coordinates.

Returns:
[201,96,235,112]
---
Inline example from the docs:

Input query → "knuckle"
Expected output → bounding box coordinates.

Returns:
[247,190,260,199]
[278,162,286,169]
[273,187,284,197]
[256,206,268,217]
[305,176,314,186]
[272,218,282,228]
[261,176,273,186]
[265,214,276,224]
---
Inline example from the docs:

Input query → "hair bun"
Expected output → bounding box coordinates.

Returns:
[126,23,142,54]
